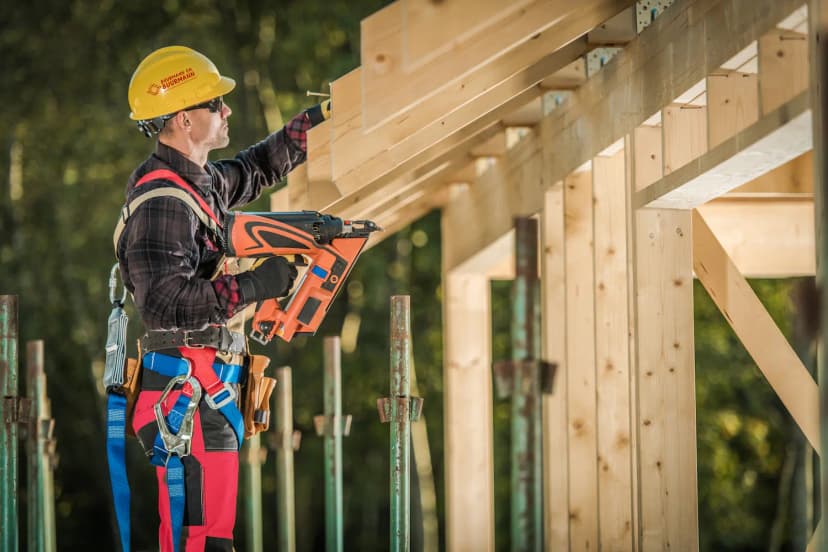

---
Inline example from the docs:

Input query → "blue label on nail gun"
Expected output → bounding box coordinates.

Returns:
[311,266,328,279]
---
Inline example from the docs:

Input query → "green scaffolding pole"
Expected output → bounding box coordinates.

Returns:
[27,340,56,552]
[1,295,20,552]
[274,365,297,552]
[511,218,544,551]
[379,296,423,552]
[241,433,264,552]
[314,336,352,552]
[493,219,553,551]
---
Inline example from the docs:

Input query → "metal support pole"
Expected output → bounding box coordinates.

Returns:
[26,340,56,552]
[811,1,828,550]
[241,433,264,552]
[510,217,543,551]
[1,295,20,552]
[378,296,423,552]
[314,336,352,552]
[274,366,298,552]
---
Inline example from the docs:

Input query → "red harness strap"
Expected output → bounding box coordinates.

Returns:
[134,169,222,229]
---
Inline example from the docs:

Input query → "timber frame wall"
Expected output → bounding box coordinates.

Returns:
[273,0,820,549]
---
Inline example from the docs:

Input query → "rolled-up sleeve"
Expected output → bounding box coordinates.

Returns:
[124,197,231,330]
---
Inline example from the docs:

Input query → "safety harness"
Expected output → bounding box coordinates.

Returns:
[106,169,245,552]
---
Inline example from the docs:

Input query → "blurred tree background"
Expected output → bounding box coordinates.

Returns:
[0,1,818,550]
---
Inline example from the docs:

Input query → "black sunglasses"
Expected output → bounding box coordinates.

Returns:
[136,97,225,138]
[185,96,224,113]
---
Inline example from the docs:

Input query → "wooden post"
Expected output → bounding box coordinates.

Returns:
[593,148,635,550]
[633,209,698,551]
[563,167,599,551]
[442,204,496,552]
[541,182,568,550]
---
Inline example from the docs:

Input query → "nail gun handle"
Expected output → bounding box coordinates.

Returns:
[250,298,285,345]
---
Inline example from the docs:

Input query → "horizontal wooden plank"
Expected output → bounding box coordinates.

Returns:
[636,91,810,208]
[732,150,812,193]
[696,195,814,277]
[403,0,535,68]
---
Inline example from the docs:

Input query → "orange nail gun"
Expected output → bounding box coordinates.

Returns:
[223,211,380,344]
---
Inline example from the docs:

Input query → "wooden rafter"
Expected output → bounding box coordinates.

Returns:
[440,0,803,271]
[359,0,633,129]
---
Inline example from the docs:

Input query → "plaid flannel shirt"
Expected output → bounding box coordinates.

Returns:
[117,106,323,331]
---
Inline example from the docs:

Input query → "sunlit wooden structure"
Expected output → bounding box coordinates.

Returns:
[272,0,819,549]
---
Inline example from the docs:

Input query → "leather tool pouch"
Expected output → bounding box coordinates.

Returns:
[242,354,277,438]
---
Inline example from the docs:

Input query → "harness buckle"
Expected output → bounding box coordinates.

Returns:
[154,373,202,459]
[204,381,237,410]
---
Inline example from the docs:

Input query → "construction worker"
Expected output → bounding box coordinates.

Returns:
[113,46,329,551]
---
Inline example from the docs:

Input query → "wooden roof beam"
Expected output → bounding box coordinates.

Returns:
[328,37,588,199]
[360,0,633,129]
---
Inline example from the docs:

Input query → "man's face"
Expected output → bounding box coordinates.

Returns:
[187,97,232,150]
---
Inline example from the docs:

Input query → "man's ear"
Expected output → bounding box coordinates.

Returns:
[169,111,190,132]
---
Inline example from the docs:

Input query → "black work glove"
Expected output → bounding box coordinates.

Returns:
[236,257,298,303]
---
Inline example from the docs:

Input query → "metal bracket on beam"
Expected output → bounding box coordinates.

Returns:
[636,0,677,33]
[376,396,424,423]
[492,360,558,399]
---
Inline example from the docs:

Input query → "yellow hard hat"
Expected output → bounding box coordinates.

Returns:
[128,46,236,121]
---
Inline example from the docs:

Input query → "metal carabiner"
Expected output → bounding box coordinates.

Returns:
[154,371,202,459]
[109,263,128,307]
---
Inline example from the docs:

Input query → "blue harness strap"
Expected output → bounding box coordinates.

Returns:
[165,457,186,552]
[106,393,130,552]
[143,352,245,447]
[150,387,195,552]
[144,351,245,552]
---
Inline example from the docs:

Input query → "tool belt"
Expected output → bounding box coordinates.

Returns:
[140,326,246,355]
[119,349,275,440]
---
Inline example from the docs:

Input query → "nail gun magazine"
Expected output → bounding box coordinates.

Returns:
[222,210,380,344]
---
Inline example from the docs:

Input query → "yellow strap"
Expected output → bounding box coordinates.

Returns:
[112,187,219,255]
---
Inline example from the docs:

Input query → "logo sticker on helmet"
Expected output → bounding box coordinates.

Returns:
[147,83,161,96]
[157,67,196,93]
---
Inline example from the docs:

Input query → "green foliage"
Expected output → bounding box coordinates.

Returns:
[695,278,815,551]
